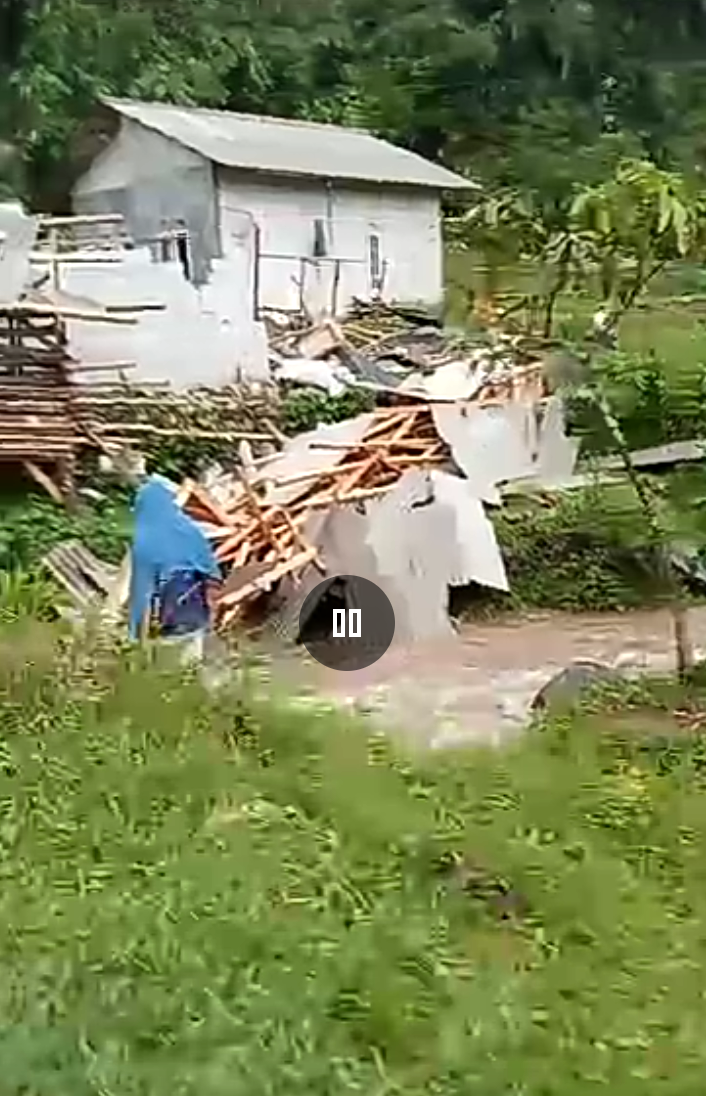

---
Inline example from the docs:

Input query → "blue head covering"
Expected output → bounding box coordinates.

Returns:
[128,475,221,638]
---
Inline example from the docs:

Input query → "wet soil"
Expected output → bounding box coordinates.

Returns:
[267,605,706,747]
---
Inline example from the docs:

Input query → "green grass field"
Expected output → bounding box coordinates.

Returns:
[3,621,706,1094]
[444,251,706,371]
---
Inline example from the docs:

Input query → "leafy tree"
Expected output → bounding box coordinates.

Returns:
[455,159,706,338]
[8,0,706,207]
[459,160,706,675]
[569,159,706,325]
[557,363,698,679]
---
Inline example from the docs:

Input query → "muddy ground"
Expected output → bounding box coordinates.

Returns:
[263,605,706,747]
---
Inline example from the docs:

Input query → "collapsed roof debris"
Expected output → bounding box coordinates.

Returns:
[169,300,580,644]
[180,385,577,640]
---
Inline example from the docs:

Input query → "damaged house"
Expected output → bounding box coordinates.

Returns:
[71,97,473,320]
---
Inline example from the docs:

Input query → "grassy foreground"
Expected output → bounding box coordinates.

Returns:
[2,625,706,1093]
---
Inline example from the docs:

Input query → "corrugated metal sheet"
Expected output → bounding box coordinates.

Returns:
[101,97,473,191]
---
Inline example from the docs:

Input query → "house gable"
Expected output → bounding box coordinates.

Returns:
[74,118,209,196]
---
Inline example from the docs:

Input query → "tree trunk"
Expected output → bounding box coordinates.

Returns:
[672,599,694,682]
[594,390,695,681]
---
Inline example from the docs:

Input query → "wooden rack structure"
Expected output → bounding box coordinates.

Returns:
[0,213,156,499]
[0,303,82,500]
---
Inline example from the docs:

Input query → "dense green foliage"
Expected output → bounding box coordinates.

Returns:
[491,489,663,612]
[584,349,706,451]
[7,0,706,204]
[1,628,706,1092]
[487,471,706,613]
[0,490,130,570]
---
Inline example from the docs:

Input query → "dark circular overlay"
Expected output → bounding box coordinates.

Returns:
[298,575,395,671]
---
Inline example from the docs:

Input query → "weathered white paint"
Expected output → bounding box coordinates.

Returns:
[51,247,268,387]
[73,119,220,285]
[0,202,36,303]
[218,167,443,314]
[74,118,207,194]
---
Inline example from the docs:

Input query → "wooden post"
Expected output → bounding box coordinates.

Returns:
[50,227,61,291]
[57,457,79,511]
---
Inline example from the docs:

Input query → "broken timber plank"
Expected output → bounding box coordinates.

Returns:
[42,541,119,606]
[40,214,125,228]
[307,439,436,451]
[99,424,276,441]
[219,547,319,608]
[23,460,64,504]
[0,303,137,324]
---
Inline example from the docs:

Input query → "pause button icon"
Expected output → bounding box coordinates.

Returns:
[298,574,396,671]
[332,609,361,638]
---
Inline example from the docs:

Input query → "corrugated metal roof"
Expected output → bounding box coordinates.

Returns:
[100,97,473,191]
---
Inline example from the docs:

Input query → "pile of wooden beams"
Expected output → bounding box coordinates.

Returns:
[0,304,81,497]
[0,371,78,458]
[180,404,450,628]
[74,383,285,454]
[340,298,438,350]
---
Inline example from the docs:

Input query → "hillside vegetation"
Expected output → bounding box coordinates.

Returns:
[5,0,706,205]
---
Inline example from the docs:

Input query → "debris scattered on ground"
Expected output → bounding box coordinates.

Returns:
[41,540,126,613]
[264,298,547,402]
[180,403,457,629]
[530,659,619,713]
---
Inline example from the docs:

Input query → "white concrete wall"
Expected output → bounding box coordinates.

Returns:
[0,202,37,303]
[53,247,268,387]
[73,119,220,285]
[217,168,443,314]
[74,118,207,193]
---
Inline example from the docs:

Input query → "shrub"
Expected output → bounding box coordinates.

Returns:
[473,485,675,613]
[281,387,375,434]
[571,350,706,454]
[0,492,131,572]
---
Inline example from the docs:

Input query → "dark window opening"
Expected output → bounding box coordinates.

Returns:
[175,225,192,282]
[369,233,382,289]
[156,219,193,281]
[313,218,327,258]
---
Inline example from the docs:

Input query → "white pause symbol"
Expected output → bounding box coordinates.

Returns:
[332,609,361,638]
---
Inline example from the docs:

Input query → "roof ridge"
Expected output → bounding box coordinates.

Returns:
[102,96,374,138]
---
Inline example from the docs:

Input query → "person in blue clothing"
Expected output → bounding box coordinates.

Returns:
[128,474,222,657]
